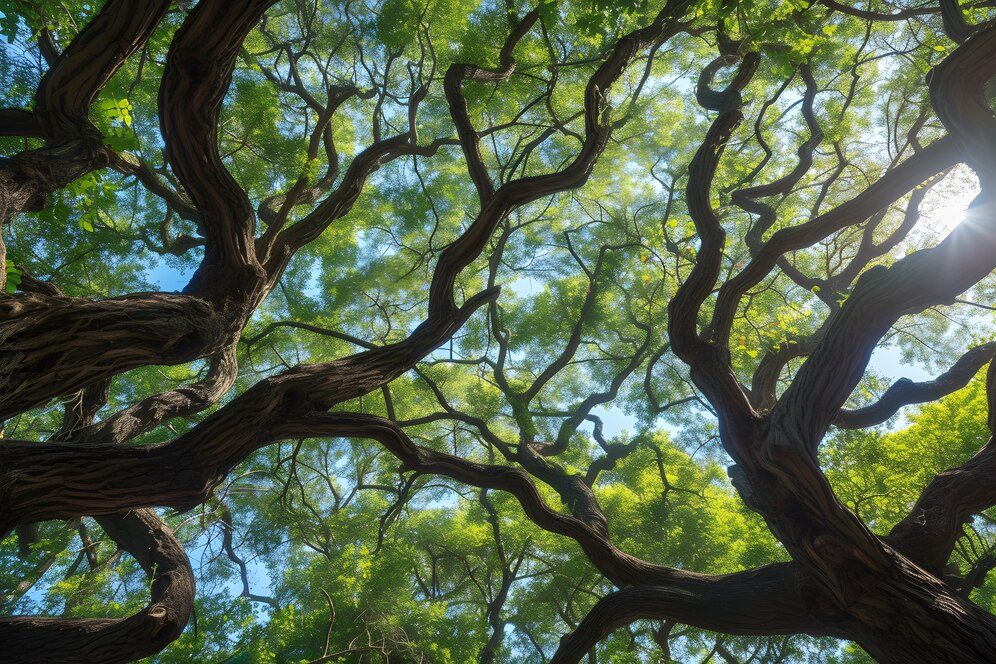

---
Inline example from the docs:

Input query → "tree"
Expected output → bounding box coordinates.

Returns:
[1,0,996,661]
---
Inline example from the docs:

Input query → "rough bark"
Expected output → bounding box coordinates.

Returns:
[0,510,194,664]
[0,292,225,419]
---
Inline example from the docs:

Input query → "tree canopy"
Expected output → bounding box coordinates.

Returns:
[1,0,996,661]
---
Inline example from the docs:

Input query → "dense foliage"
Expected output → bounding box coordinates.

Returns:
[1,0,996,662]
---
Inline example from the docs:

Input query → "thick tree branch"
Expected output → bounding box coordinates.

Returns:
[0,0,171,287]
[549,566,829,664]
[667,48,760,439]
[0,3,281,417]
[0,284,497,532]
[835,341,996,429]
[0,292,225,420]
[939,0,979,43]
[75,345,239,445]
[33,1,168,137]
[0,510,194,664]
[160,0,274,283]
[889,358,996,573]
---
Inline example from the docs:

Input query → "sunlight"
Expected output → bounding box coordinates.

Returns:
[918,164,982,237]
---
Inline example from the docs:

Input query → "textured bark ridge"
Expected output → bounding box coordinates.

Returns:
[0,292,225,419]
[2,0,996,662]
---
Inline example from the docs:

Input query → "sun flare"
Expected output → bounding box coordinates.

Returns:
[920,165,982,236]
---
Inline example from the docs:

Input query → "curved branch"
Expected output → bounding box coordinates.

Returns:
[776,22,996,447]
[242,320,378,350]
[0,0,171,225]
[0,2,285,419]
[0,284,497,532]
[819,0,938,21]
[549,567,828,664]
[666,48,760,438]
[160,0,275,281]
[429,0,694,323]
[930,18,996,178]
[0,510,194,664]
[939,0,978,43]
[835,341,996,429]
[888,435,996,574]
[110,152,199,222]
[262,134,448,267]
[889,357,996,573]
[282,412,708,587]
[34,0,169,137]
[710,135,960,351]
[733,62,823,257]
[74,345,239,445]
[0,0,693,421]
[444,9,540,202]
[0,292,225,421]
